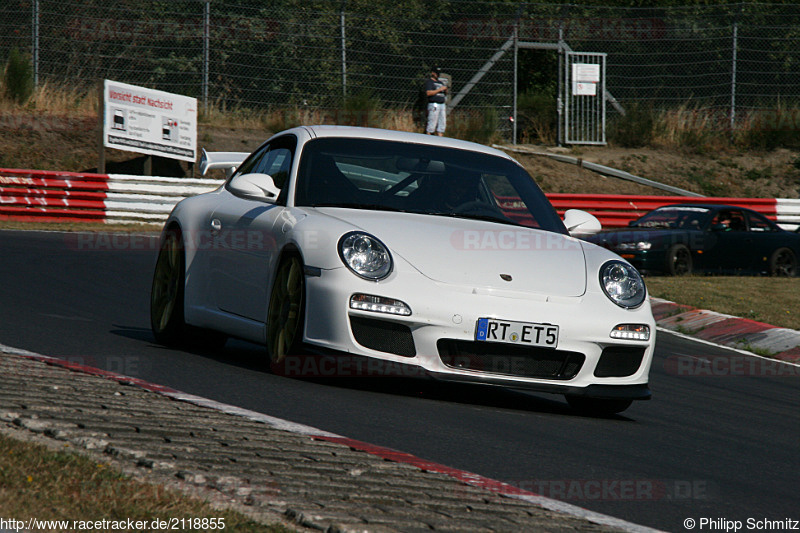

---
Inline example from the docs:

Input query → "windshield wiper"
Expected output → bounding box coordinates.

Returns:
[432,212,521,227]
[309,202,405,212]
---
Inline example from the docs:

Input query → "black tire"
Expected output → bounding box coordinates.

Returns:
[566,396,634,416]
[769,247,797,277]
[266,254,306,370]
[150,227,186,345]
[666,243,692,276]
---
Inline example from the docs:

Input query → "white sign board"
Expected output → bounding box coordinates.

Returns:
[103,80,197,162]
[574,82,597,96]
[572,63,601,96]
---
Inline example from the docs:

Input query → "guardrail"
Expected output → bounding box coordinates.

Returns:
[0,169,220,224]
[1,168,798,230]
[776,198,800,231]
[545,194,799,230]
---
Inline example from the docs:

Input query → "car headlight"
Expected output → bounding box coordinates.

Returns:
[615,241,652,251]
[338,232,393,280]
[600,260,646,309]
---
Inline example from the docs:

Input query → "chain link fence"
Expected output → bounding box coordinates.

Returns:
[0,1,517,120]
[3,1,800,139]
[552,3,800,127]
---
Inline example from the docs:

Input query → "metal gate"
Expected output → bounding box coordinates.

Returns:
[560,51,607,145]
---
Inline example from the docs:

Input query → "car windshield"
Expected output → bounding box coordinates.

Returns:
[293,137,567,234]
[631,206,711,229]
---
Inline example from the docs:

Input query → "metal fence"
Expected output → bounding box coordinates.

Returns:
[4,1,800,139]
[0,1,517,116]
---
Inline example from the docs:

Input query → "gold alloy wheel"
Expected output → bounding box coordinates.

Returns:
[267,255,304,364]
[150,230,184,341]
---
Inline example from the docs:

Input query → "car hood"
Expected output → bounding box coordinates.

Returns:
[315,208,587,297]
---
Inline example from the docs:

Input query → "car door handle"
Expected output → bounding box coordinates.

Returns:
[210,218,222,232]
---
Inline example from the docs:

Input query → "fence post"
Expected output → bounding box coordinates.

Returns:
[341,1,347,99]
[557,27,565,146]
[512,22,518,144]
[97,80,106,174]
[32,0,39,88]
[730,21,737,132]
[203,0,210,113]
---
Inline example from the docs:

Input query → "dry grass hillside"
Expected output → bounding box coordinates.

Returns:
[505,145,800,198]
[1,105,799,199]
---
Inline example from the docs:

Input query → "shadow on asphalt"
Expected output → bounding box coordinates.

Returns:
[141,336,639,421]
[110,325,155,343]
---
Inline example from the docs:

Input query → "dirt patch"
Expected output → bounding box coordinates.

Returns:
[1,111,799,198]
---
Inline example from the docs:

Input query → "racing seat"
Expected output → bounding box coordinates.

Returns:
[729,216,746,231]
[304,154,361,205]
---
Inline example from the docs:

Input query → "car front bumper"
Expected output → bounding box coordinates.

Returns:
[300,265,655,400]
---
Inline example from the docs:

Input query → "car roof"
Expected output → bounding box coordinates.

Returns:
[657,203,759,213]
[296,125,515,161]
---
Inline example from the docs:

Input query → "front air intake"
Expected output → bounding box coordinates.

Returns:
[595,347,646,377]
[349,316,416,357]
[437,340,584,380]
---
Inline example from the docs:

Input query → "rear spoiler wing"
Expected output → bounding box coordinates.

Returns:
[199,148,250,178]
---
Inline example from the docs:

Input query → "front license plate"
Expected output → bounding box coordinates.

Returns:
[475,318,559,348]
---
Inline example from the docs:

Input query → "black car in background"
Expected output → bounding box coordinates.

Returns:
[585,204,800,276]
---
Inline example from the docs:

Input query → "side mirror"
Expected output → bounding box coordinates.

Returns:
[563,209,602,237]
[228,173,281,202]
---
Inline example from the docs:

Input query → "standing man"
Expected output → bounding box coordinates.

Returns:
[425,65,448,136]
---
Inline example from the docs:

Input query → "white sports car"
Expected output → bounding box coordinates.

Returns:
[150,126,655,415]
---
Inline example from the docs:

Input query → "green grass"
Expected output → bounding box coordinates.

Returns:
[0,433,295,532]
[646,276,800,331]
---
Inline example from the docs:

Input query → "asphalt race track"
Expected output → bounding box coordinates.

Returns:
[1,229,798,531]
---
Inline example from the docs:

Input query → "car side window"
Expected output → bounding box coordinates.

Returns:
[254,147,293,189]
[231,135,297,190]
[254,136,297,189]
[711,210,746,232]
[729,211,746,231]
[232,145,269,178]
[745,211,775,232]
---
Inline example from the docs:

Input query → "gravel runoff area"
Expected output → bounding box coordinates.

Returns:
[0,348,651,533]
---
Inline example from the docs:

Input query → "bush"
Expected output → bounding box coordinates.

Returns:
[449,108,502,145]
[609,102,655,148]
[3,48,34,103]
[340,90,382,127]
[516,90,557,144]
[736,108,800,151]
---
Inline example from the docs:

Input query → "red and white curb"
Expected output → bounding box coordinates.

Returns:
[651,298,800,363]
[0,342,662,533]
